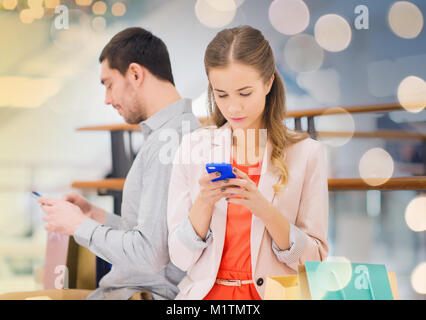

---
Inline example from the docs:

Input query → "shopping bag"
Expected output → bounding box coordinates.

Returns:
[43,232,96,290]
[298,261,397,300]
[43,232,70,289]
[264,275,300,300]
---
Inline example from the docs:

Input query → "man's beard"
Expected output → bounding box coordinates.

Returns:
[125,113,145,124]
[123,100,146,124]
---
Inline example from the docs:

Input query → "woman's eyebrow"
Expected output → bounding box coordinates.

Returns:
[214,86,253,93]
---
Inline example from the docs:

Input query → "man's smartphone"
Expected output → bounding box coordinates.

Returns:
[31,191,43,199]
[206,163,236,182]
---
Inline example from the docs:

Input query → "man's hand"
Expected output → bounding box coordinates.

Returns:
[37,197,88,236]
[62,192,107,224]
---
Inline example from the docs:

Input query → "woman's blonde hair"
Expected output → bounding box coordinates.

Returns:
[204,25,310,193]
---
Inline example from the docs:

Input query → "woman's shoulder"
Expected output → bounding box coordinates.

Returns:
[286,136,326,160]
[289,136,321,149]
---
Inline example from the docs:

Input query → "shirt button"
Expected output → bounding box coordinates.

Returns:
[256,278,264,286]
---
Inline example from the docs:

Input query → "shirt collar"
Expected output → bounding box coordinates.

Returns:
[140,98,192,138]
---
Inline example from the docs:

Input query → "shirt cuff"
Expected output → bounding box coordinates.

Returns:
[271,223,308,264]
[73,218,101,248]
[175,216,213,251]
[105,212,121,229]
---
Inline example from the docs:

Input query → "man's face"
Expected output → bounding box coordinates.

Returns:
[100,59,146,124]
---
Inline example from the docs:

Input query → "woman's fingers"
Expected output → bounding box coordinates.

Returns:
[198,172,221,185]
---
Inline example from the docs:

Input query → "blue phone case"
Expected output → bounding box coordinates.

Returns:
[206,163,236,182]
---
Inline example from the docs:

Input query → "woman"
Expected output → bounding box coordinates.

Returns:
[167,26,329,300]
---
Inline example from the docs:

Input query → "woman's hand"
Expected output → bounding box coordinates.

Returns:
[189,171,242,240]
[195,171,240,209]
[224,167,274,218]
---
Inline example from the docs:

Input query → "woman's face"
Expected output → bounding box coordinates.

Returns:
[208,61,274,132]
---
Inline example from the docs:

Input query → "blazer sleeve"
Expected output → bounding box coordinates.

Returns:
[167,134,212,272]
[272,141,329,270]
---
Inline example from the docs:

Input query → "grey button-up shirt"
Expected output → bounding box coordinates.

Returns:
[73,98,200,300]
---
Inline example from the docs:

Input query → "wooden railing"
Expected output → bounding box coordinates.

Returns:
[72,177,426,191]
[73,102,425,193]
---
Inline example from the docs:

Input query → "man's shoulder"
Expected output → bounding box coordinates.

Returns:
[138,113,201,163]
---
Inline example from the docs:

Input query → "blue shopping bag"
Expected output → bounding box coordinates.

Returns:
[298,261,396,300]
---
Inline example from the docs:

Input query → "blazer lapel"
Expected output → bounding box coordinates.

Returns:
[251,138,282,271]
[208,124,233,254]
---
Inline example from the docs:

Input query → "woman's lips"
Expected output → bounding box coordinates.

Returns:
[230,117,246,122]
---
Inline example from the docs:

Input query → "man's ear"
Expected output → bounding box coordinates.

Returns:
[127,63,144,88]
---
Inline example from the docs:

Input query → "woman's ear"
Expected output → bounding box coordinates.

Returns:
[265,73,275,95]
[127,63,144,88]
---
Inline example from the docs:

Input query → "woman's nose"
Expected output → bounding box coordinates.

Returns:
[227,103,243,114]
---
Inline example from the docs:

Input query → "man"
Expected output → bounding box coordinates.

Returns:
[1,27,200,300]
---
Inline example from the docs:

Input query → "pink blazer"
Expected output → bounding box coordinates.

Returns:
[167,122,329,299]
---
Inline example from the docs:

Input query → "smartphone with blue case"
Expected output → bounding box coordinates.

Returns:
[206,163,236,182]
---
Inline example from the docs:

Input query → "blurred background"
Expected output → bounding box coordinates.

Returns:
[0,0,425,299]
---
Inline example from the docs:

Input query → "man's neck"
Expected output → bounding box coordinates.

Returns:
[144,83,182,118]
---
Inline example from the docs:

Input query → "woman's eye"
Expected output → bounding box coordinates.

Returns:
[240,92,252,97]
[218,94,228,98]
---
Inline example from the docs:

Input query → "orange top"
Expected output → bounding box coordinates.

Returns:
[204,158,262,300]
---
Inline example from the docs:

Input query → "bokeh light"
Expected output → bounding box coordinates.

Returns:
[404,195,426,232]
[2,0,18,10]
[388,1,424,39]
[411,262,426,294]
[283,33,324,72]
[359,148,394,186]
[92,16,106,31]
[92,1,107,15]
[111,2,126,17]
[269,0,310,35]
[0,77,61,108]
[205,0,236,11]
[75,0,93,6]
[315,107,355,147]
[195,0,236,28]
[28,0,43,7]
[19,9,34,24]
[397,75,426,113]
[45,0,61,9]
[314,14,352,52]
[29,6,45,20]
[317,257,352,293]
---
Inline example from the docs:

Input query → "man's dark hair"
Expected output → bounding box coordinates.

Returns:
[99,27,175,85]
